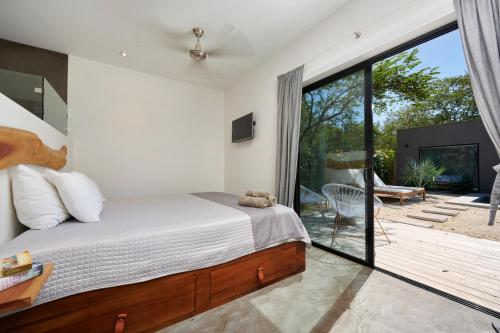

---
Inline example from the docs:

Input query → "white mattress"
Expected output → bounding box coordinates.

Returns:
[0,194,309,307]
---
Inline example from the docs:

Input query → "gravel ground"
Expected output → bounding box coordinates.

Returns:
[377,192,500,242]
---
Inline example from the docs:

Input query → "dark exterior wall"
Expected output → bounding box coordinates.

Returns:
[0,38,67,102]
[395,119,499,192]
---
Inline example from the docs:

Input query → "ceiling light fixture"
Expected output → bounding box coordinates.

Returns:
[119,51,127,57]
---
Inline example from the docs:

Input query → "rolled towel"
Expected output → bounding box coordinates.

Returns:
[245,190,271,199]
[238,196,269,208]
[267,195,277,207]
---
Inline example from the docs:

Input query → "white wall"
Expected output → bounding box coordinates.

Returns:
[0,93,69,244]
[68,56,225,198]
[224,0,456,196]
[0,0,456,243]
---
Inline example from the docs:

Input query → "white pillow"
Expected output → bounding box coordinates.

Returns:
[12,165,70,229]
[44,170,104,223]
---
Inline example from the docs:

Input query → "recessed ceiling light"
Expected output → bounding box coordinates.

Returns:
[119,51,127,57]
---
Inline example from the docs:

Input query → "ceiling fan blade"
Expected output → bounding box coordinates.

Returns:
[206,23,235,47]
[134,19,190,53]
[183,61,224,80]
[208,31,254,59]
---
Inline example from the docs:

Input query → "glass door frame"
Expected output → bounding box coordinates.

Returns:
[294,21,459,269]
[295,64,375,267]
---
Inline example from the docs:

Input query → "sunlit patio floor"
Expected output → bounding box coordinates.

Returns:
[376,220,500,313]
[302,213,500,313]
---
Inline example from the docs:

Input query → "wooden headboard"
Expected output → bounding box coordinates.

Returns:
[0,126,67,170]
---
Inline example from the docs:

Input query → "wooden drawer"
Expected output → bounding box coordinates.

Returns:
[8,274,197,333]
[1,242,305,333]
[210,244,297,305]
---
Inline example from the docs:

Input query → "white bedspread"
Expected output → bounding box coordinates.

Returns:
[0,194,309,307]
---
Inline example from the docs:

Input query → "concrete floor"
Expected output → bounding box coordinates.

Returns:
[159,247,498,333]
[302,212,366,259]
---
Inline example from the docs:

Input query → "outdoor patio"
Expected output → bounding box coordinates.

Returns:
[301,192,500,313]
[377,192,500,242]
[376,221,500,313]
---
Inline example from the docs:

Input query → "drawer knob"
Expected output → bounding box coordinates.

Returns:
[114,313,127,333]
[257,266,265,282]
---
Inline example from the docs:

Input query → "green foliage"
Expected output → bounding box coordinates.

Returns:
[402,75,479,122]
[373,149,395,184]
[374,63,479,153]
[379,74,479,132]
[299,140,325,192]
[299,71,366,190]
[299,46,479,190]
[300,71,364,146]
[373,49,439,116]
[401,158,446,189]
[373,50,477,154]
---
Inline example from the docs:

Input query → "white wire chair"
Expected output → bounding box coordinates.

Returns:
[321,183,390,245]
[300,185,328,218]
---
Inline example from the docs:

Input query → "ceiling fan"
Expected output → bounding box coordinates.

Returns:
[188,27,208,61]
[135,21,254,80]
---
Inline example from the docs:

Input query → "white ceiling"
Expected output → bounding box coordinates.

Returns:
[0,0,350,90]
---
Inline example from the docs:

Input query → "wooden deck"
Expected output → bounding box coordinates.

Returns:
[376,221,500,313]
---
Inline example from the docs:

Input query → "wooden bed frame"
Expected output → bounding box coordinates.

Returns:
[1,242,306,333]
[0,127,307,332]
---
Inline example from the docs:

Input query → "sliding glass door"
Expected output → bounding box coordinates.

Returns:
[296,21,498,316]
[298,67,374,265]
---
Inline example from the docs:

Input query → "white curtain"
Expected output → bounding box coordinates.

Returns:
[454,0,500,225]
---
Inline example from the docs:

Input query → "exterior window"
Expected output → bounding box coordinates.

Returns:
[419,144,479,191]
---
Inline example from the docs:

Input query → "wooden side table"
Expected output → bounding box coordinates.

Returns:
[0,262,53,313]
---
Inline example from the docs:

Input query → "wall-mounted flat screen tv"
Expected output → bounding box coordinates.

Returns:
[232,112,254,143]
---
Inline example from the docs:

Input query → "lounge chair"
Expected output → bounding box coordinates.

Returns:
[321,183,390,245]
[328,168,425,205]
[373,173,426,206]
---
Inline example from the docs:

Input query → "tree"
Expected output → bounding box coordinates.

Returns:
[300,72,364,145]
[300,49,438,146]
[300,49,438,188]
[372,49,439,116]
[299,47,479,187]
[405,74,479,123]
[376,74,479,151]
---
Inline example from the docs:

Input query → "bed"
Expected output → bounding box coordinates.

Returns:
[0,127,310,333]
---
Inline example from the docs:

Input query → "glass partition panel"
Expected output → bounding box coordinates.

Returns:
[0,68,44,118]
[43,78,67,134]
[0,68,67,134]
[299,69,369,261]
